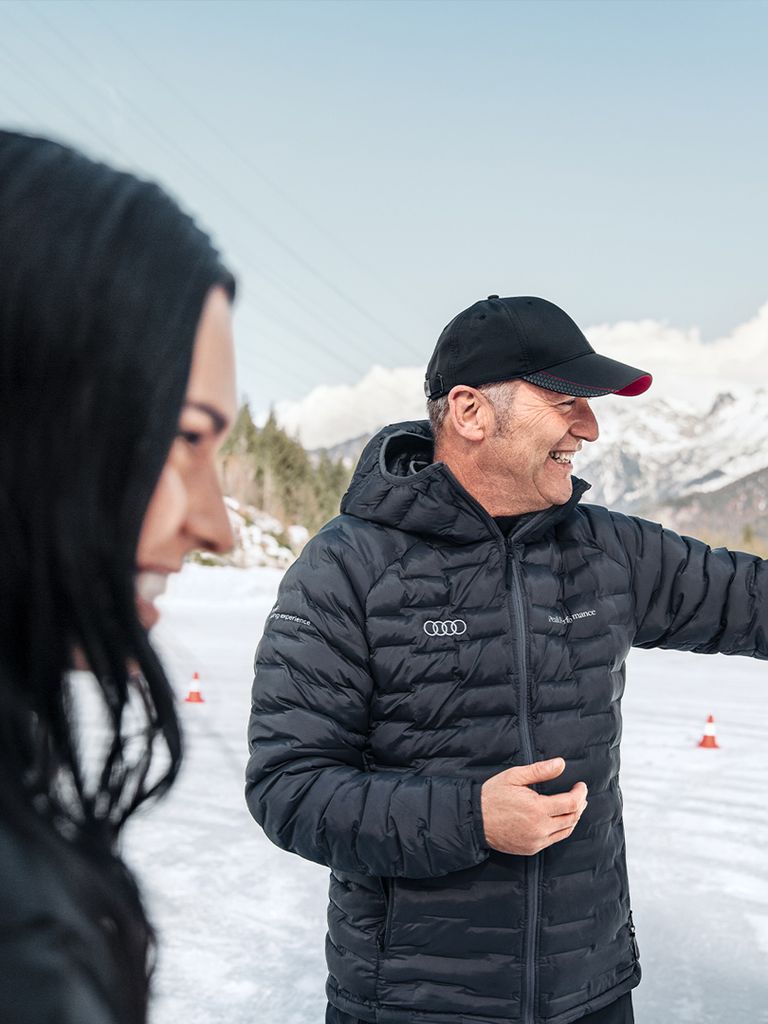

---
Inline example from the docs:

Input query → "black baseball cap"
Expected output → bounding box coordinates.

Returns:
[424,295,652,400]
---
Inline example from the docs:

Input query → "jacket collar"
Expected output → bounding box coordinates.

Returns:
[341,420,590,545]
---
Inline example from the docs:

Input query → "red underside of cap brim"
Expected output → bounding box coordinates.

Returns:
[614,374,653,397]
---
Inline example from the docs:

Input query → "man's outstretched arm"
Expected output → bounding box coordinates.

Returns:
[609,511,768,656]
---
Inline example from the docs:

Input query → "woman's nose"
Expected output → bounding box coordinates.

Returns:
[186,466,234,555]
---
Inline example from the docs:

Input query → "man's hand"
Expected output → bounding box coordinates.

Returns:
[480,758,588,856]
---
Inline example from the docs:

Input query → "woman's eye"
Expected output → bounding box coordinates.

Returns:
[178,429,204,446]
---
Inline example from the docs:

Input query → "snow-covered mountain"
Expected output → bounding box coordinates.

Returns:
[577,389,768,548]
[320,388,768,550]
[576,389,768,505]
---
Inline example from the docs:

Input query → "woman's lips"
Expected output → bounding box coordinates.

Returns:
[135,570,171,628]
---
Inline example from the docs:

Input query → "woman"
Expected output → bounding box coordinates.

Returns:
[0,130,236,1023]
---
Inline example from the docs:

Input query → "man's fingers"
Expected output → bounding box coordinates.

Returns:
[544,822,578,847]
[501,757,566,788]
[548,829,576,848]
[481,763,589,856]
[544,783,588,817]
[547,810,582,833]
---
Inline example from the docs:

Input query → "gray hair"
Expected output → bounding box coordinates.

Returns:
[427,379,521,440]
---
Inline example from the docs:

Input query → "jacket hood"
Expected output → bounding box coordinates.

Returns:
[340,420,590,544]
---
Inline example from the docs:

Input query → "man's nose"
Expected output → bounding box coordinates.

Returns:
[571,399,599,442]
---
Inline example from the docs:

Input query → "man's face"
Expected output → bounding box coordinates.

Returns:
[484,381,599,512]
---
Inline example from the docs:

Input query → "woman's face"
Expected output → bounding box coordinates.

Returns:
[135,285,237,628]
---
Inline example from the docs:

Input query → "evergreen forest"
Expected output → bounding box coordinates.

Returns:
[219,403,353,537]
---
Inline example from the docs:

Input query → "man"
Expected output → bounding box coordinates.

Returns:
[246,296,767,1024]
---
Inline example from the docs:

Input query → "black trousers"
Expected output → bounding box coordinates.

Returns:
[326,992,634,1024]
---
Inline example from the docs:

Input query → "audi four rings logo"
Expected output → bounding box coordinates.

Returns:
[423,619,467,636]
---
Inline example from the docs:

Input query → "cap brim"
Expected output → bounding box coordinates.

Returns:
[522,351,652,398]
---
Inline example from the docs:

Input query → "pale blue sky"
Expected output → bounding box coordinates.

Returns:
[1,0,767,415]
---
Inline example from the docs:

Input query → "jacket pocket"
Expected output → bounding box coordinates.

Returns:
[628,910,640,962]
[377,879,396,951]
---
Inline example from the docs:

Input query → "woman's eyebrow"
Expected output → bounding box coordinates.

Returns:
[183,400,230,433]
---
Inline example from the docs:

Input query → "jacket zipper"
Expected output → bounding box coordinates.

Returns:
[507,542,540,1024]
[426,469,583,1021]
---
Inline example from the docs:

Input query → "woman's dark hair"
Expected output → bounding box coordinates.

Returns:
[0,131,234,1023]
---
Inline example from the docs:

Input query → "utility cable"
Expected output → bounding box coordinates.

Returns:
[85,0,433,342]
[0,15,425,421]
[28,0,424,365]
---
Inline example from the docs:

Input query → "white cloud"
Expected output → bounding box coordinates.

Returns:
[588,301,768,404]
[274,365,427,449]
[275,302,768,449]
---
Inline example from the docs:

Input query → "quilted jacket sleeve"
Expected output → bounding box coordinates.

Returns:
[614,512,768,656]
[245,527,489,879]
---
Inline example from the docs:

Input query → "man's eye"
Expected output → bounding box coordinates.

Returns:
[560,400,576,409]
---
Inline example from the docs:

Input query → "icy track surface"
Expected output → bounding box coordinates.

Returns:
[121,565,767,1024]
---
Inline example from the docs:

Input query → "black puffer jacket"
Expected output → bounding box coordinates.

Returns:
[0,823,119,1024]
[246,421,768,1024]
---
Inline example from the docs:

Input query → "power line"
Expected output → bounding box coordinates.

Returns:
[0,83,45,126]
[85,0,434,351]
[0,10,426,417]
[14,1,425,393]
[29,0,425,366]
[0,13,380,385]
[0,43,335,399]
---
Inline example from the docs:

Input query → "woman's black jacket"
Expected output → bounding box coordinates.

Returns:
[0,822,119,1023]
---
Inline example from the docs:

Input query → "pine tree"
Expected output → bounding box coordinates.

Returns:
[217,404,352,539]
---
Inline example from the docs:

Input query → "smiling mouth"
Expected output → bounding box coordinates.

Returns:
[549,450,576,465]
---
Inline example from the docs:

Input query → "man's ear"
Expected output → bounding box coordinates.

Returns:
[446,385,493,443]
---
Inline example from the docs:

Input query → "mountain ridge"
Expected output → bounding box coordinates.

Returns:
[315,389,768,553]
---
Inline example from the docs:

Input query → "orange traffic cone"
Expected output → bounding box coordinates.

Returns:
[184,671,205,704]
[698,714,719,748]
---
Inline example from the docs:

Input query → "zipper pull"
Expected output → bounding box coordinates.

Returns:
[628,911,640,961]
[505,554,514,589]
[504,538,523,587]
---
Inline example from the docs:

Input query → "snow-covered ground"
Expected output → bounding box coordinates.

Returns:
[126,564,768,1024]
